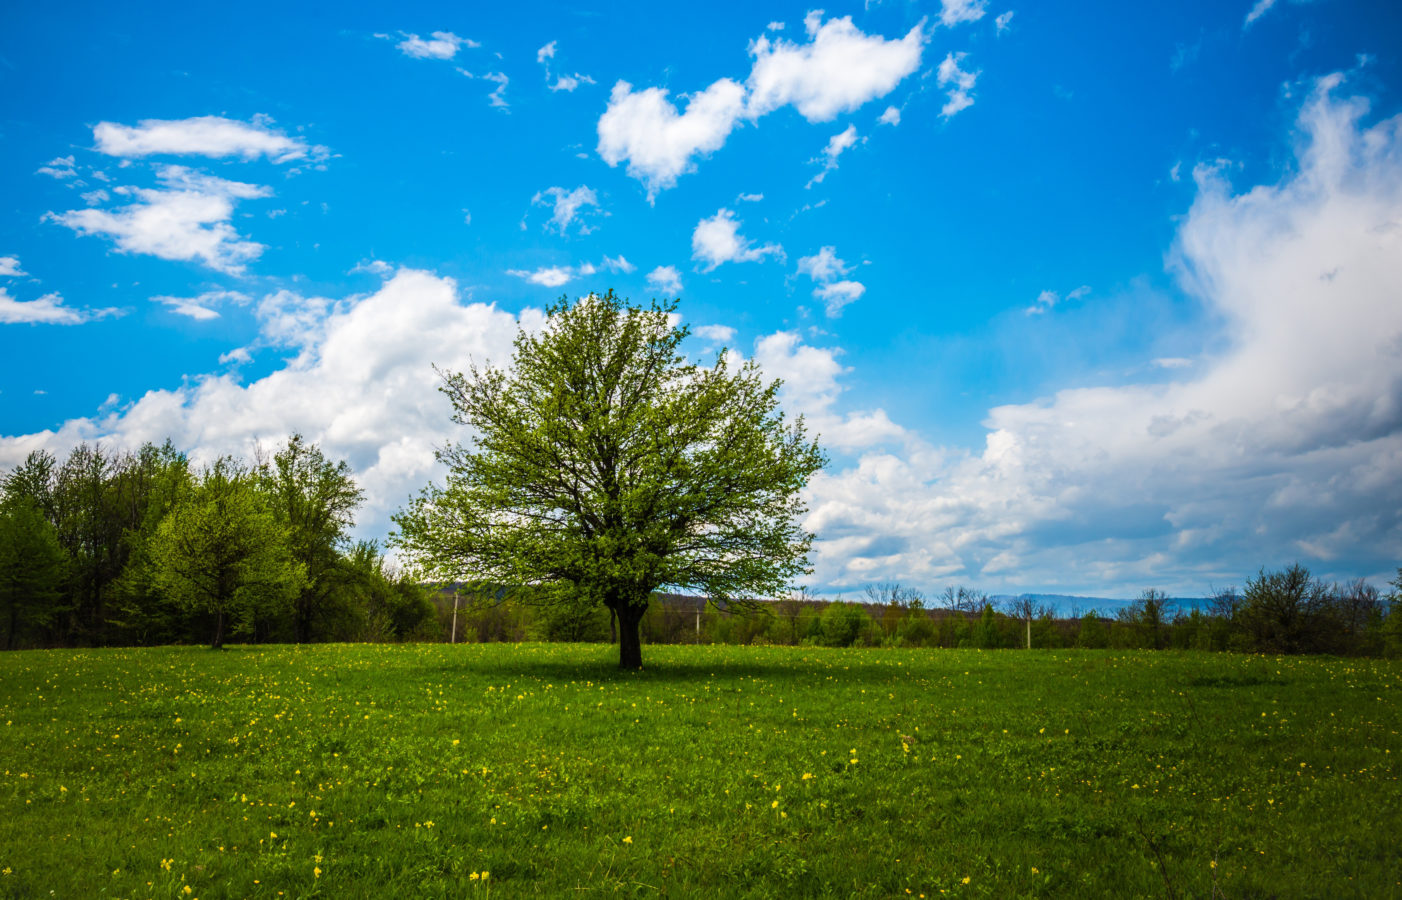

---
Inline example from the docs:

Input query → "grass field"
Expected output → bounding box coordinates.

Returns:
[0,643,1398,898]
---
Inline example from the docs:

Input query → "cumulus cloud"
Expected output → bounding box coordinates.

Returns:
[798,246,865,317]
[0,287,118,325]
[802,74,1402,594]
[46,165,271,274]
[939,0,987,27]
[813,281,866,318]
[878,106,901,126]
[0,271,537,537]
[693,324,736,344]
[507,265,577,288]
[0,256,26,277]
[596,79,747,199]
[691,209,784,271]
[150,289,251,321]
[746,12,926,122]
[531,185,600,234]
[937,52,979,117]
[394,31,476,60]
[37,156,78,179]
[995,11,1015,33]
[93,116,324,163]
[598,12,923,196]
[646,265,683,295]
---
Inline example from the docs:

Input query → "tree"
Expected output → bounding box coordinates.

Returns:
[257,434,364,642]
[1240,563,1333,654]
[0,498,68,649]
[1117,589,1176,650]
[393,291,826,668]
[150,459,305,648]
[1002,595,1053,649]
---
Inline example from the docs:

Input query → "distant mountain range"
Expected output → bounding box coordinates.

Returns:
[988,594,1210,616]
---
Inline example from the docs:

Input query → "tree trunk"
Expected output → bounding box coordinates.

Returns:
[609,607,617,644]
[617,604,644,670]
[211,609,226,650]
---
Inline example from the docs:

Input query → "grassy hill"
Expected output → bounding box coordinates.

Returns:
[1,643,1398,897]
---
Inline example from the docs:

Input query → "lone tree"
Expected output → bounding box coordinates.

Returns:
[392,291,826,668]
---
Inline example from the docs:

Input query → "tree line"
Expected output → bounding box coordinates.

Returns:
[0,436,435,650]
[436,574,1402,657]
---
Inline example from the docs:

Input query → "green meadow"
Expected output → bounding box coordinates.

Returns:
[0,644,1398,898]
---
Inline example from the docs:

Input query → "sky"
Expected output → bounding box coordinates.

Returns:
[2,0,1401,599]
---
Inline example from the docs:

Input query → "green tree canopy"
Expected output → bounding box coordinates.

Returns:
[150,459,305,648]
[392,291,826,668]
[257,433,364,642]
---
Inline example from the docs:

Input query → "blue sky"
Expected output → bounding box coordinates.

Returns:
[3,0,1401,598]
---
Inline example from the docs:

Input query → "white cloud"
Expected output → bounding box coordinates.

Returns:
[0,287,118,325]
[797,246,851,282]
[693,324,736,344]
[747,12,926,122]
[736,192,764,203]
[878,106,901,126]
[750,331,904,452]
[937,52,979,118]
[597,79,747,199]
[995,10,1015,33]
[801,74,1402,594]
[0,271,538,539]
[351,259,394,277]
[151,289,251,321]
[767,21,785,31]
[646,265,683,294]
[81,189,110,205]
[507,266,576,288]
[1025,289,1059,315]
[814,280,866,318]
[531,185,600,233]
[808,124,863,187]
[799,246,865,317]
[46,165,271,274]
[537,41,557,63]
[1244,0,1278,27]
[598,14,923,196]
[939,0,987,27]
[395,31,475,60]
[37,156,77,179]
[691,209,784,271]
[1152,357,1194,369]
[93,116,323,163]
[482,71,510,109]
[0,256,26,277]
[601,255,635,274]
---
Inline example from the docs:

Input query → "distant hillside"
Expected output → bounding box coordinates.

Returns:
[989,594,1210,616]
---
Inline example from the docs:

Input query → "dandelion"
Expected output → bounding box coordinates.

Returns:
[471,872,480,881]
[313,867,322,879]
[961,876,971,884]
[161,859,173,871]
[623,836,633,844]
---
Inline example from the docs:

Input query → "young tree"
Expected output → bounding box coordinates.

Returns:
[150,459,305,649]
[393,291,826,668]
[0,499,68,649]
[256,434,364,642]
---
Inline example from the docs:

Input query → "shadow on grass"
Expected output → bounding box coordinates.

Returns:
[425,644,917,686]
